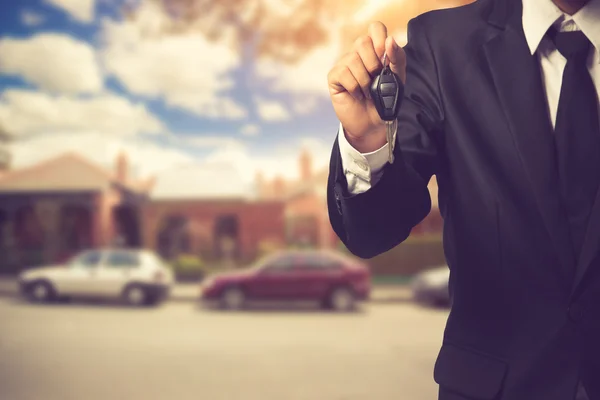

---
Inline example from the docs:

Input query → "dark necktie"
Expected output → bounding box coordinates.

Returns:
[550,29,600,259]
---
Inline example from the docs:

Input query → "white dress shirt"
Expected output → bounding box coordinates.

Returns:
[338,0,600,195]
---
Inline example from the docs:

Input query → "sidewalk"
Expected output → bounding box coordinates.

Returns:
[0,278,413,303]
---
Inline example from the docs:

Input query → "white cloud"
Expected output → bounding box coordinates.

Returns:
[254,97,291,122]
[255,28,341,98]
[46,0,96,23]
[100,1,246,119]
[21,10,45,27]
[10,132,194,179]
[167,94,247,120]
[240,123,260,137]
[293,96,320,115]
[254,23,406,107]
[176,135,244,150]
[261,0,305,17]
[0,33,103,94]
[204,136,331,183]
[8,130,331,185]
[0,89,164,137]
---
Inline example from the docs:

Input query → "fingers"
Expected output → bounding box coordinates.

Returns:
[353,36,382,75]
[328,64,364,101]
[385,36,407,83]
[368,21,387,60]
[384,36,399,65]
[344,52,371,99]
[328,21,404,100]
[351,36,382,98]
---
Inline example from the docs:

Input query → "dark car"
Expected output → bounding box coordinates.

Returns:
[411,265,451,307]
[201,250,371,311]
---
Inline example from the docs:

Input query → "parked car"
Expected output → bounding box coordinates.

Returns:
[18,249,173,306]
[411,265,451,307]
[201,250,371,311]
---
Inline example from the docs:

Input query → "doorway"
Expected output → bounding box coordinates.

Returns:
[213,215,240,260]
[156,214,191,260]
[113,206,141,248]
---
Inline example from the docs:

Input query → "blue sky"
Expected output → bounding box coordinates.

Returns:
[0,0,345,181]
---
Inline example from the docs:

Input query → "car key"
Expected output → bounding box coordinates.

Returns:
[370,52,403,163]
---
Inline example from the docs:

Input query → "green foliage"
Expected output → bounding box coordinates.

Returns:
[169,254,208,282]
[256,239,284,259]
[337,234,446,276]
[368,233,446,276]
[172,254,204,270]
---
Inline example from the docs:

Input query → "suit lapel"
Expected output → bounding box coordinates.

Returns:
[482,0,576,285]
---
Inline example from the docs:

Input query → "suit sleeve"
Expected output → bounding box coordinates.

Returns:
[338,122,390,194]
[327,17,444,259]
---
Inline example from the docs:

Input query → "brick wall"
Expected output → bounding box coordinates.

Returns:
[141,199,286,262]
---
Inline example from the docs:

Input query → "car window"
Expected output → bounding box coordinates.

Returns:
[105,251,140,268]
[263,254,295,272]
[71,251,102,268]
[297,253,339,270]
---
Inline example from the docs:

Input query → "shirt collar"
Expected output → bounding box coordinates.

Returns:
[522,0,600,63]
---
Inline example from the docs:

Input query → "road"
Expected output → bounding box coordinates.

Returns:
[0,298,448,400]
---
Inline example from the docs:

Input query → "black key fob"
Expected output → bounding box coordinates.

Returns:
[370,65,403,121]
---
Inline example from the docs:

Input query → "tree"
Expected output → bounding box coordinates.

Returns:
[121,0,474,64]
[123,0,363,63]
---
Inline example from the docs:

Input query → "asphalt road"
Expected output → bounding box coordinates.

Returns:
[0,298,448,400]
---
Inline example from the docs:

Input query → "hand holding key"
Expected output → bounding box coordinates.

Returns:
[328,21,406,154]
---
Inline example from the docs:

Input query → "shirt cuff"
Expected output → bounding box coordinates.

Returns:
[338,123,389,194]
[338,123,389,175]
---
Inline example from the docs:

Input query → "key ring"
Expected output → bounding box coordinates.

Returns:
[381,52,388,68]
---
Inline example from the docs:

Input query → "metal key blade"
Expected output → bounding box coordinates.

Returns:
[387,121,395,164]
[370,51,402,164]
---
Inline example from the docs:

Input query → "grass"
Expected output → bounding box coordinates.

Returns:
[371,275,413,285]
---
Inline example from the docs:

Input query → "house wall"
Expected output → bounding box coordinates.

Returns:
[0,192,100,271]
[285,186,443,251]
[141,199,286,262]
[285,192,337,249]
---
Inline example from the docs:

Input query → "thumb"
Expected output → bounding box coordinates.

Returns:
[385,36,406,84]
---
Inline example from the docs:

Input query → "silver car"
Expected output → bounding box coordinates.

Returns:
[18,249,174,306]
[411,265,451,307]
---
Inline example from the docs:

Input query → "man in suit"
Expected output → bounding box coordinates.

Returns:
[326,0,599,398]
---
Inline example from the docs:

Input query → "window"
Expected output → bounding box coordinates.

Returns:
[298,253,339,270]
[263,254,295,272]
[105,251,140,268]
[71,251,102,268]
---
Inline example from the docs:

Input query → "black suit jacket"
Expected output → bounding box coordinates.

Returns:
[327,0,600,399]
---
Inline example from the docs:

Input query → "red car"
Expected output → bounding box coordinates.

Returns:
[201,250,370,311]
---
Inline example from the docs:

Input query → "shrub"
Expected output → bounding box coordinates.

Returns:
[257,239,284,259]
[337,234,446,276]
[170,254,209,282]
[368,234,446,276]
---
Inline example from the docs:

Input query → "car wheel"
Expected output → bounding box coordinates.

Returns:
[124,285,148,307]
[326,287,356,312]
[220,287,246,310]
[145,294,160,306]
[28,281,55,303]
